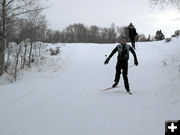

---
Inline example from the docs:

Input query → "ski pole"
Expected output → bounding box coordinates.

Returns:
[128,64,135,68]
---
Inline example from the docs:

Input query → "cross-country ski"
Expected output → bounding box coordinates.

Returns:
[101,86,120,91]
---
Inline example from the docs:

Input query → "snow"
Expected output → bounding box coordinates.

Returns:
[0,38,180,135]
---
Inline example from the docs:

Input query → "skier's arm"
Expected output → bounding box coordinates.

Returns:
[134,28,137,36]
[104,47,117,64]
[129,46,138,66]
[107,47,118,60]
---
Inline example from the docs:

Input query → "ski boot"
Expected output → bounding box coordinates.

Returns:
[126,89,132,95]
[112,82,118,88]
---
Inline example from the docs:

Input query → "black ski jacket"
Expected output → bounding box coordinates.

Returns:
[107,44,138,62]
[129,27,137,39]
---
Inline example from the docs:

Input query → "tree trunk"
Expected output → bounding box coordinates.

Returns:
[14,45,21,81]
[39,42,42,57]
[28,42,33,68]
[7,43,10,65]
[0,0,7,76]
[0,41,5,75]
[22,41,27,69]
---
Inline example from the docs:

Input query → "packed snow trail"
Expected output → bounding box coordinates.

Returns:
[0,39,180,135]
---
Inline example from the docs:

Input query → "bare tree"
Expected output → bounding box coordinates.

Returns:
[14,42,22,81]
[26,11,44,68]
[107,23,117,43]
[0,0,44,76]
[88,25,100,43]
[15,19,29,69]
[149,0,180,8]
[45,29,55,43]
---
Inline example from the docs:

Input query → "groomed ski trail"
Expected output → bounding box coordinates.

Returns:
[0,40,180,135]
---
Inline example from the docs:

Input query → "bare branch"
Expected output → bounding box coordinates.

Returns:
[0,0,3,5]
[149,0,180,8]
[7,7,44,24]
[6,0,15,7]
[6,1,33,16]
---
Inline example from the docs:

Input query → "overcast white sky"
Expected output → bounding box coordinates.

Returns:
[45,0,180,37]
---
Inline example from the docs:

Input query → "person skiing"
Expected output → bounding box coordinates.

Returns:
[128,23,137,49]
[104,35,138,94]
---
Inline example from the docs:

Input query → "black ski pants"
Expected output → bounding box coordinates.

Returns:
[130,37,135,49]
[114,60,129,90]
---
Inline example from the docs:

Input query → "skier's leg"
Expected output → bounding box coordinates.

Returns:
[132,42,136,49]
[122,63,130,91]
[131,41,133,47]
[131,37,136,49]
[113,61,121,86]
[130,38,133,47]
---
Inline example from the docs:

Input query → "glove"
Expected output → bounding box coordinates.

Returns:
[134,60,138,66]
[104,58,110,65]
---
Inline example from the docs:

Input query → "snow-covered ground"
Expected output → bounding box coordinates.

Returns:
[0,38,180,135]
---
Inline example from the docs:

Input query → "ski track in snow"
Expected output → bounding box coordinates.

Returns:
[0,39,180,135]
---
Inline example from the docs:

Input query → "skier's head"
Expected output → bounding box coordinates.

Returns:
[120,35,127,45]
[129,22,134,28]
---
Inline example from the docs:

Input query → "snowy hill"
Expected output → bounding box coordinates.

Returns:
[0,38,180,135]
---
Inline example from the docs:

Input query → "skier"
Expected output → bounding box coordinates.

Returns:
[104,35,138,93]
[128,23,137,49]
